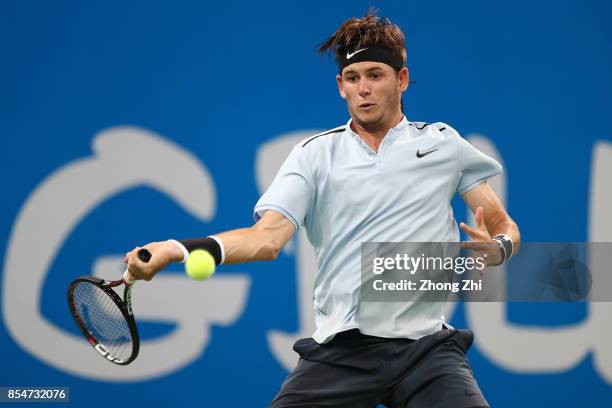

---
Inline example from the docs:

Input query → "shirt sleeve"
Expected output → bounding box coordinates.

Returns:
[253,144,314,231]
[453,129,503,194]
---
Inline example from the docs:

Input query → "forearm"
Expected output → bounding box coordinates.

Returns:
[214,226,283,264]
[177,211,295,265]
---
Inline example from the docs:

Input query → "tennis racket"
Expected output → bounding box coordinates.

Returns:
[67,248,151,365]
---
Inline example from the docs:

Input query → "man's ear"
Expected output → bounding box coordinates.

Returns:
[336,74,346,99]
[398,67,409,92]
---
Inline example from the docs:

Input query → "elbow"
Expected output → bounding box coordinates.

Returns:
[257,240,282,261]
[253,231,283,261]
[250,216,293,261]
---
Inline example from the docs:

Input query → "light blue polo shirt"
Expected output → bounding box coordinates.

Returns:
[254,116,502,343]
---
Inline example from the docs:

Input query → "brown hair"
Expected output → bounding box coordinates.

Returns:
[317,8,407,68]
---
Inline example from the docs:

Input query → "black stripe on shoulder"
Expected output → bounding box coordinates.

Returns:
[432,123,447,132]
[302,127,345,147]
[409,122,430,130]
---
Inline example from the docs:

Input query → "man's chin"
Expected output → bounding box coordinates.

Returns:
[353,114,383,129]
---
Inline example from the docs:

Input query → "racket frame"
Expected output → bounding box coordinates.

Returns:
[67,275,139,365]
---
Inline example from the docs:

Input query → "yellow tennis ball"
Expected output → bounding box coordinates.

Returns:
[185,249,216,281]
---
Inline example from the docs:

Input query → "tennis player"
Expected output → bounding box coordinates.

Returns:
[126,10,520,407]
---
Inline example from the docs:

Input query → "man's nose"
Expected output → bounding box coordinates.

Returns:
[358,79,371,96]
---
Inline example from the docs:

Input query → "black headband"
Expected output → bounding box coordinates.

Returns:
[338,46,404,73]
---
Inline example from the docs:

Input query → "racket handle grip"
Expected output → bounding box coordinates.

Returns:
[137,248,152,263]
[123,248,153,285]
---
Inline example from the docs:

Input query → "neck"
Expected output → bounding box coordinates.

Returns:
[350,111,404,152]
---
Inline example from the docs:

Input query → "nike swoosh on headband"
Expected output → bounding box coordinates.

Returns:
[347,48,368,59]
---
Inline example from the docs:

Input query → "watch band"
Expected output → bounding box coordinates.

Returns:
[493,234,514,263]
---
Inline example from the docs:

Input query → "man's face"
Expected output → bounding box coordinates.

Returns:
[337,61,408,130]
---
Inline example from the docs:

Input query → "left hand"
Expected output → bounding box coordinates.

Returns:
[459,206,503,270]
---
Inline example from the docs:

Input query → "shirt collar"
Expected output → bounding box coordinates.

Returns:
[345,115,411,152]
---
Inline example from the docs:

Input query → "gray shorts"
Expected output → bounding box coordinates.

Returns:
[269,327,489,408]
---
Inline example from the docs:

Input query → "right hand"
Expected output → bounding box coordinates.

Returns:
[123,240,184,281]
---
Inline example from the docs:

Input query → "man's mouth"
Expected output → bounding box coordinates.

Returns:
[359,103,375,111]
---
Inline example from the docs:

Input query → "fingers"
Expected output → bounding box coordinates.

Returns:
[460,241,490,250]
[125,242,169,282]
[126,246,151,281]
[460,240,498,251]
[459,222,483,240]
[464,206,486,233]
[460,240,502,268]
[460,206,490,241]
[475,206,487,231]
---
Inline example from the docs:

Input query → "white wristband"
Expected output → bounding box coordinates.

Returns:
[168,239,189,263]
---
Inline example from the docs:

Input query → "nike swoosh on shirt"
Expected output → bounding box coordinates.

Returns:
[347,48,367,59]
[416,148,439,158]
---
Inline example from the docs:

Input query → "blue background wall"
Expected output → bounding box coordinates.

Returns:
[1,1,611,406]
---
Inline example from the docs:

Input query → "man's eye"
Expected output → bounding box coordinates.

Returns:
[347,76,358,82]
[370,73,381,79]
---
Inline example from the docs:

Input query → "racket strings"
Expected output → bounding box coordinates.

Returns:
[72,282,133,361]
